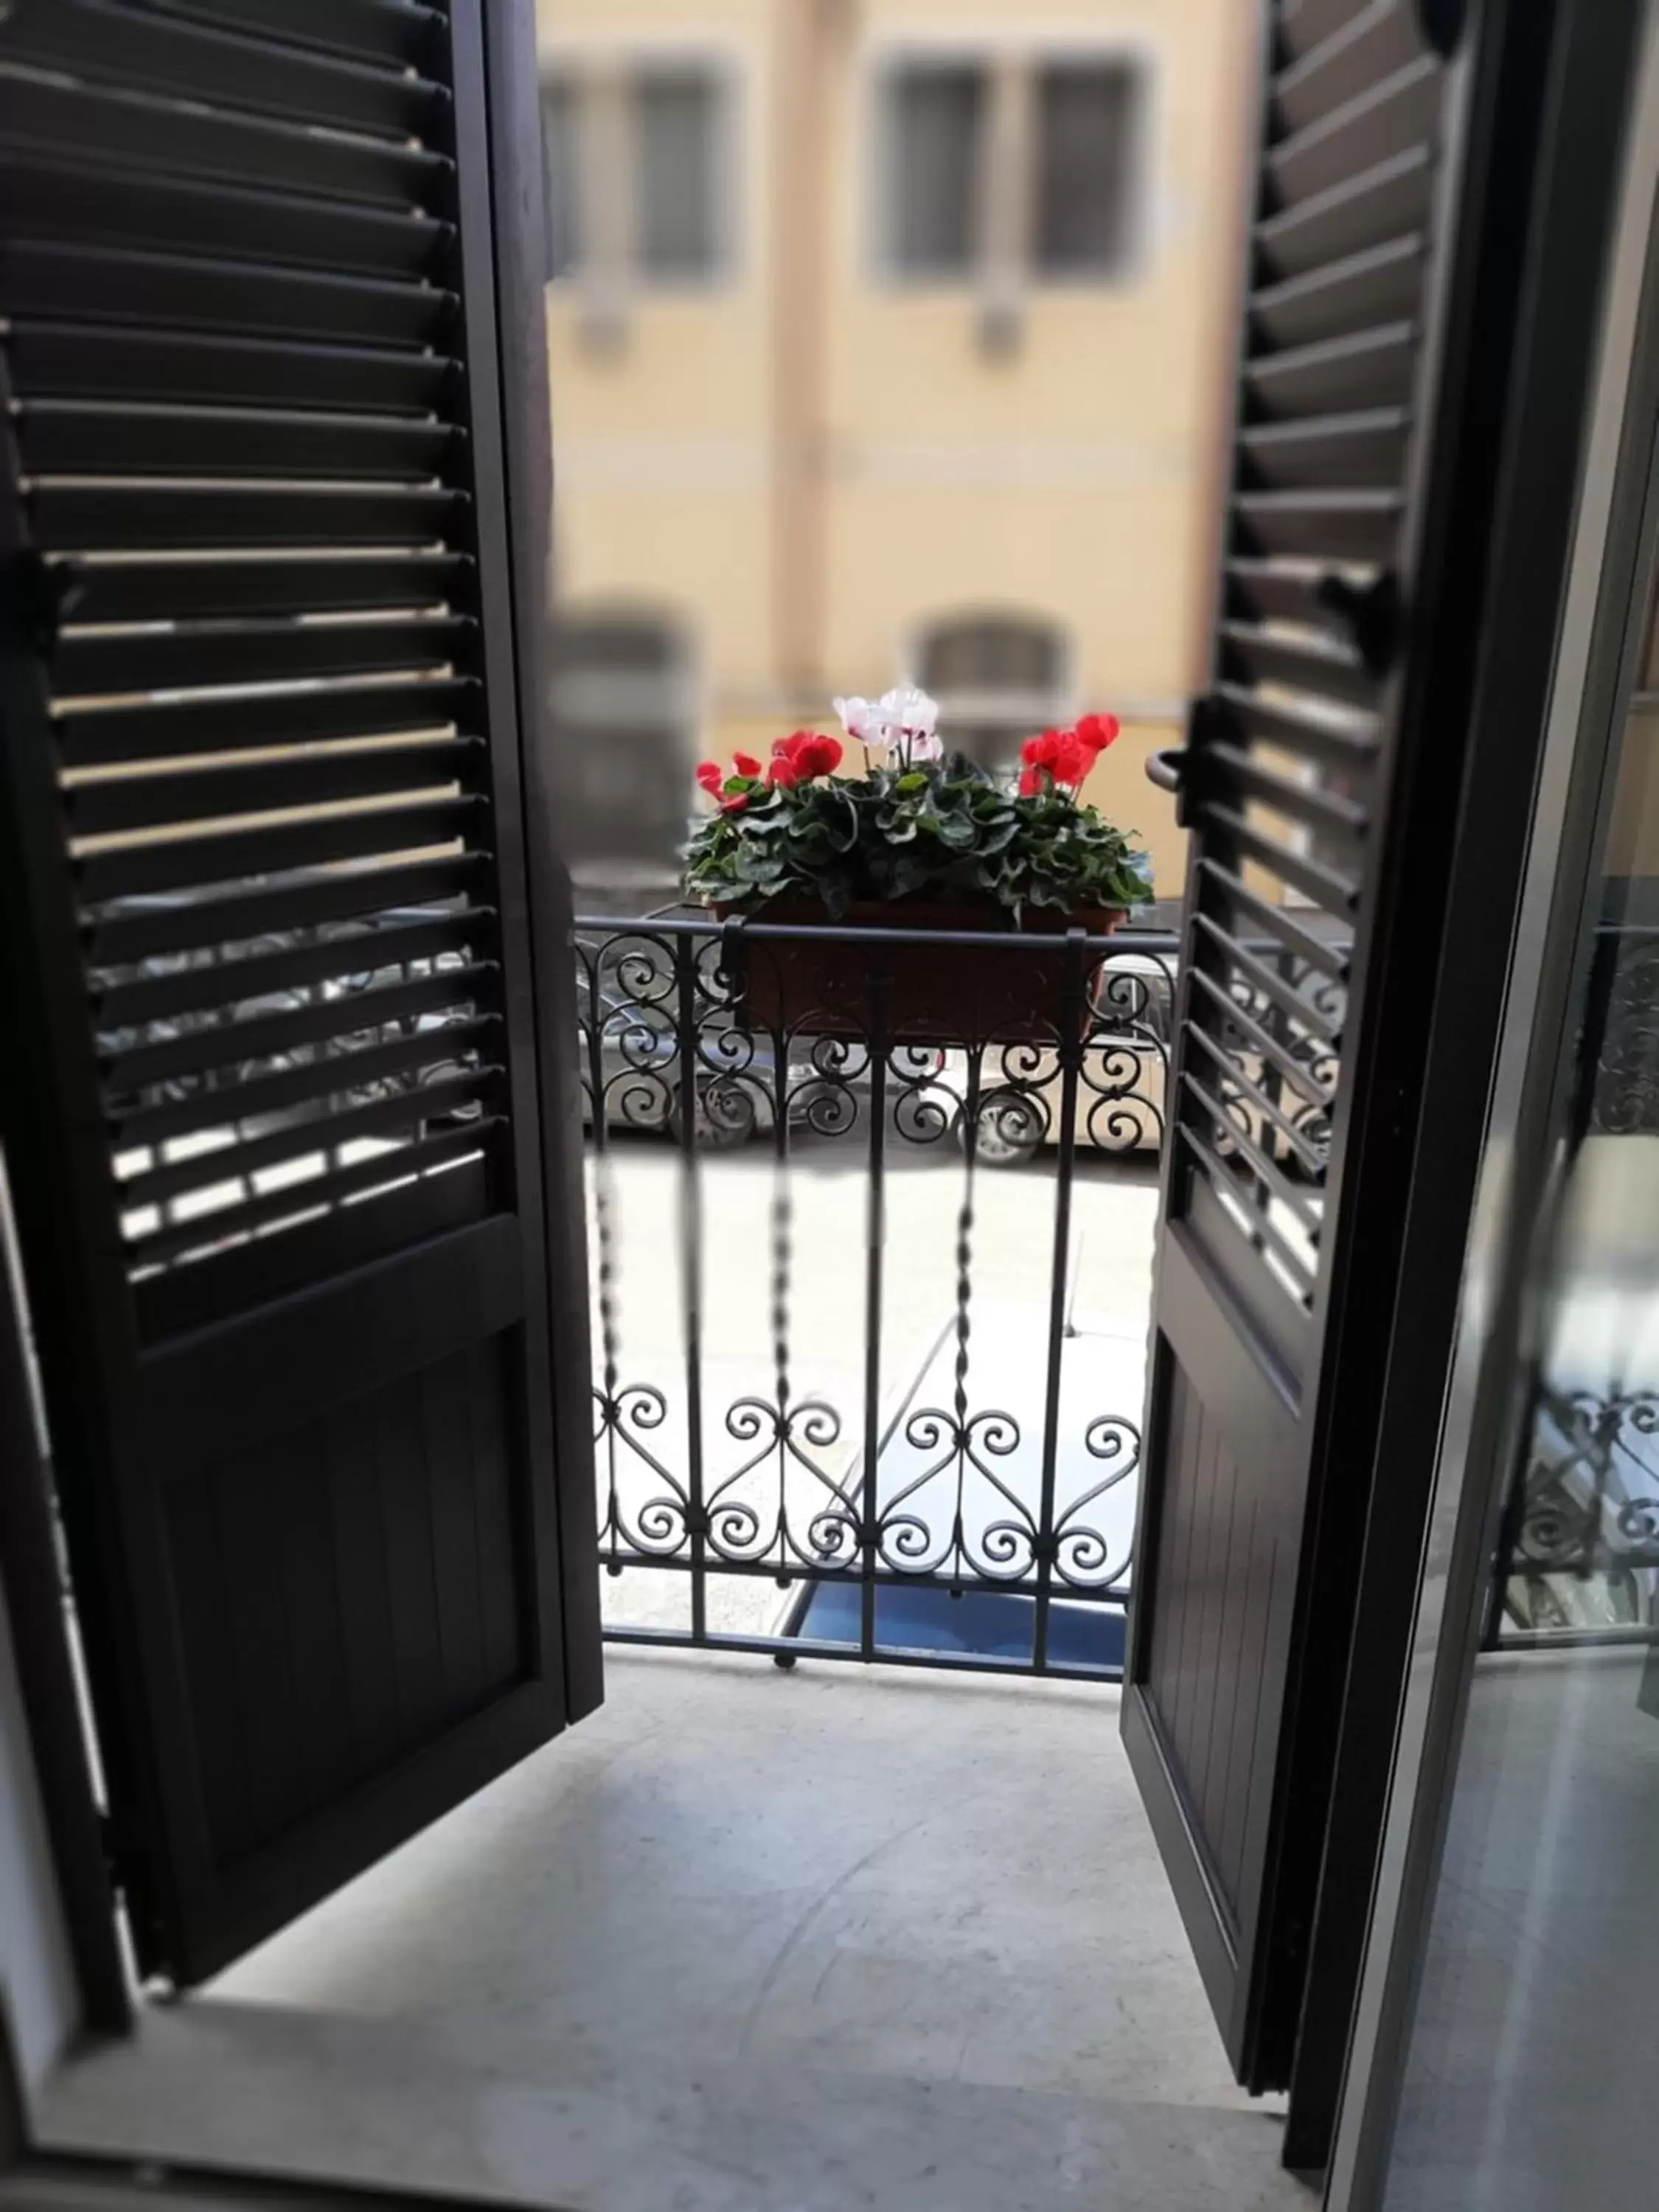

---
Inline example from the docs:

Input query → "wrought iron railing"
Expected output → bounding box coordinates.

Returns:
[574,914,1339,1680]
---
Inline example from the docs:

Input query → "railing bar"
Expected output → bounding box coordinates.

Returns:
[1033,931,1085,1676]
[675,933,707,1641]
[860,968,888,1664]
[596,1549,1131,1597]
[575,915,1178,952]
[771,1005,794,1588]
[600,1623,1126,1684]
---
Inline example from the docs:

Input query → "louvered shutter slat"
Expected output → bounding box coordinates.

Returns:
[0,157,452,278]
[111,1017,498,1151]
[1238,406,1411,488]
[77,796,481,902]
[94,910,490,1029]
[1219,621,1379,712]
[1251,237,1425,350]
[19,405,459,481]
[1245,324,1417,419]
[5,0,448,136]
[55,618,473,699]
[31,483,467,551]
[58,554,470,625]
[58,677,479,768]
[138,0,446,69]
[1234,487,1403,560]
[6,326,456,412]
[0,243,456,344]
[86,853,487,966]
[0,74,451,204]
[66,736,480,836]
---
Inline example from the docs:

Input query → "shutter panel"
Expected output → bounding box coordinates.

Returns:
[1122,0,1573,2111]
[0,0,599,1983]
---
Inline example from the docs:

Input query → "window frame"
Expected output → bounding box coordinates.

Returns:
[538,41,743,296]
[866,34,1157,296]
[907,612,1077,771]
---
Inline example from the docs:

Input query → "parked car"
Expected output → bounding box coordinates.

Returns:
[582,984,949,1151]
[939,949,1340,1173]
[938,950,1176,1165]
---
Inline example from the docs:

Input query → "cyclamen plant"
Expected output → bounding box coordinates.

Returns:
[683,686,1153,920]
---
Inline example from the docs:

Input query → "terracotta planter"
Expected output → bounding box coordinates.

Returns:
[712,897,1127,1044]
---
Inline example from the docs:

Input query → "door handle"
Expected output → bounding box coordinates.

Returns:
[1147,743,1198,828]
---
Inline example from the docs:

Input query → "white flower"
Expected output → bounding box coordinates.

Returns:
[875,684,942,762]
[833,695,888,757]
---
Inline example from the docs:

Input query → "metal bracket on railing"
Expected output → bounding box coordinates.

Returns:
[1060,926,1088,1068]
[715,911,750,1001]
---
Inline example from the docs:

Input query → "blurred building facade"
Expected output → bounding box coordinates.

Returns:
[538,0,1259,905]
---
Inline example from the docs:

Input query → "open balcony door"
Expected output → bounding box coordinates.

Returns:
[1123,0,1603,2118]
[0,0,602,1986]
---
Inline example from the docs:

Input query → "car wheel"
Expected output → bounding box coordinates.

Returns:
[961,1087,1043,1168]
[669,1081,753,1151]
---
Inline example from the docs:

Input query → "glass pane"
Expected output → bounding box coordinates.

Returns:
[1036,63,1138,276]
[1382,493,1659,2209]
[888,63,984,276]
[541,78,581,280]
[636,72,720,279]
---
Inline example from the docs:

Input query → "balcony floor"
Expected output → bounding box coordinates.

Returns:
[38,1652,1302,2211]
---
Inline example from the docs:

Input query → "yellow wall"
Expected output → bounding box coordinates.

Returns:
[538,0,1255,897]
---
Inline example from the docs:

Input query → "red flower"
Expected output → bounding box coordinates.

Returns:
[769,729,844,783]
[1052,731,1090,785]
[697,757,751,812]
[733,751,762,777]
[1075,712,1121,757]
[1020,724,1094,790]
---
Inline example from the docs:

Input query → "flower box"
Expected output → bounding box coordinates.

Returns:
[716,897,1127,1046]
[684,685,1152,1046]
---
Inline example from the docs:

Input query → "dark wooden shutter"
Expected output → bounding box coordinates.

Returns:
[1123,0,1570,2104]
[0,0,599,1985]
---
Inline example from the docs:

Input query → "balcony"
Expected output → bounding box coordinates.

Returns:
[31,912,1329,2210]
